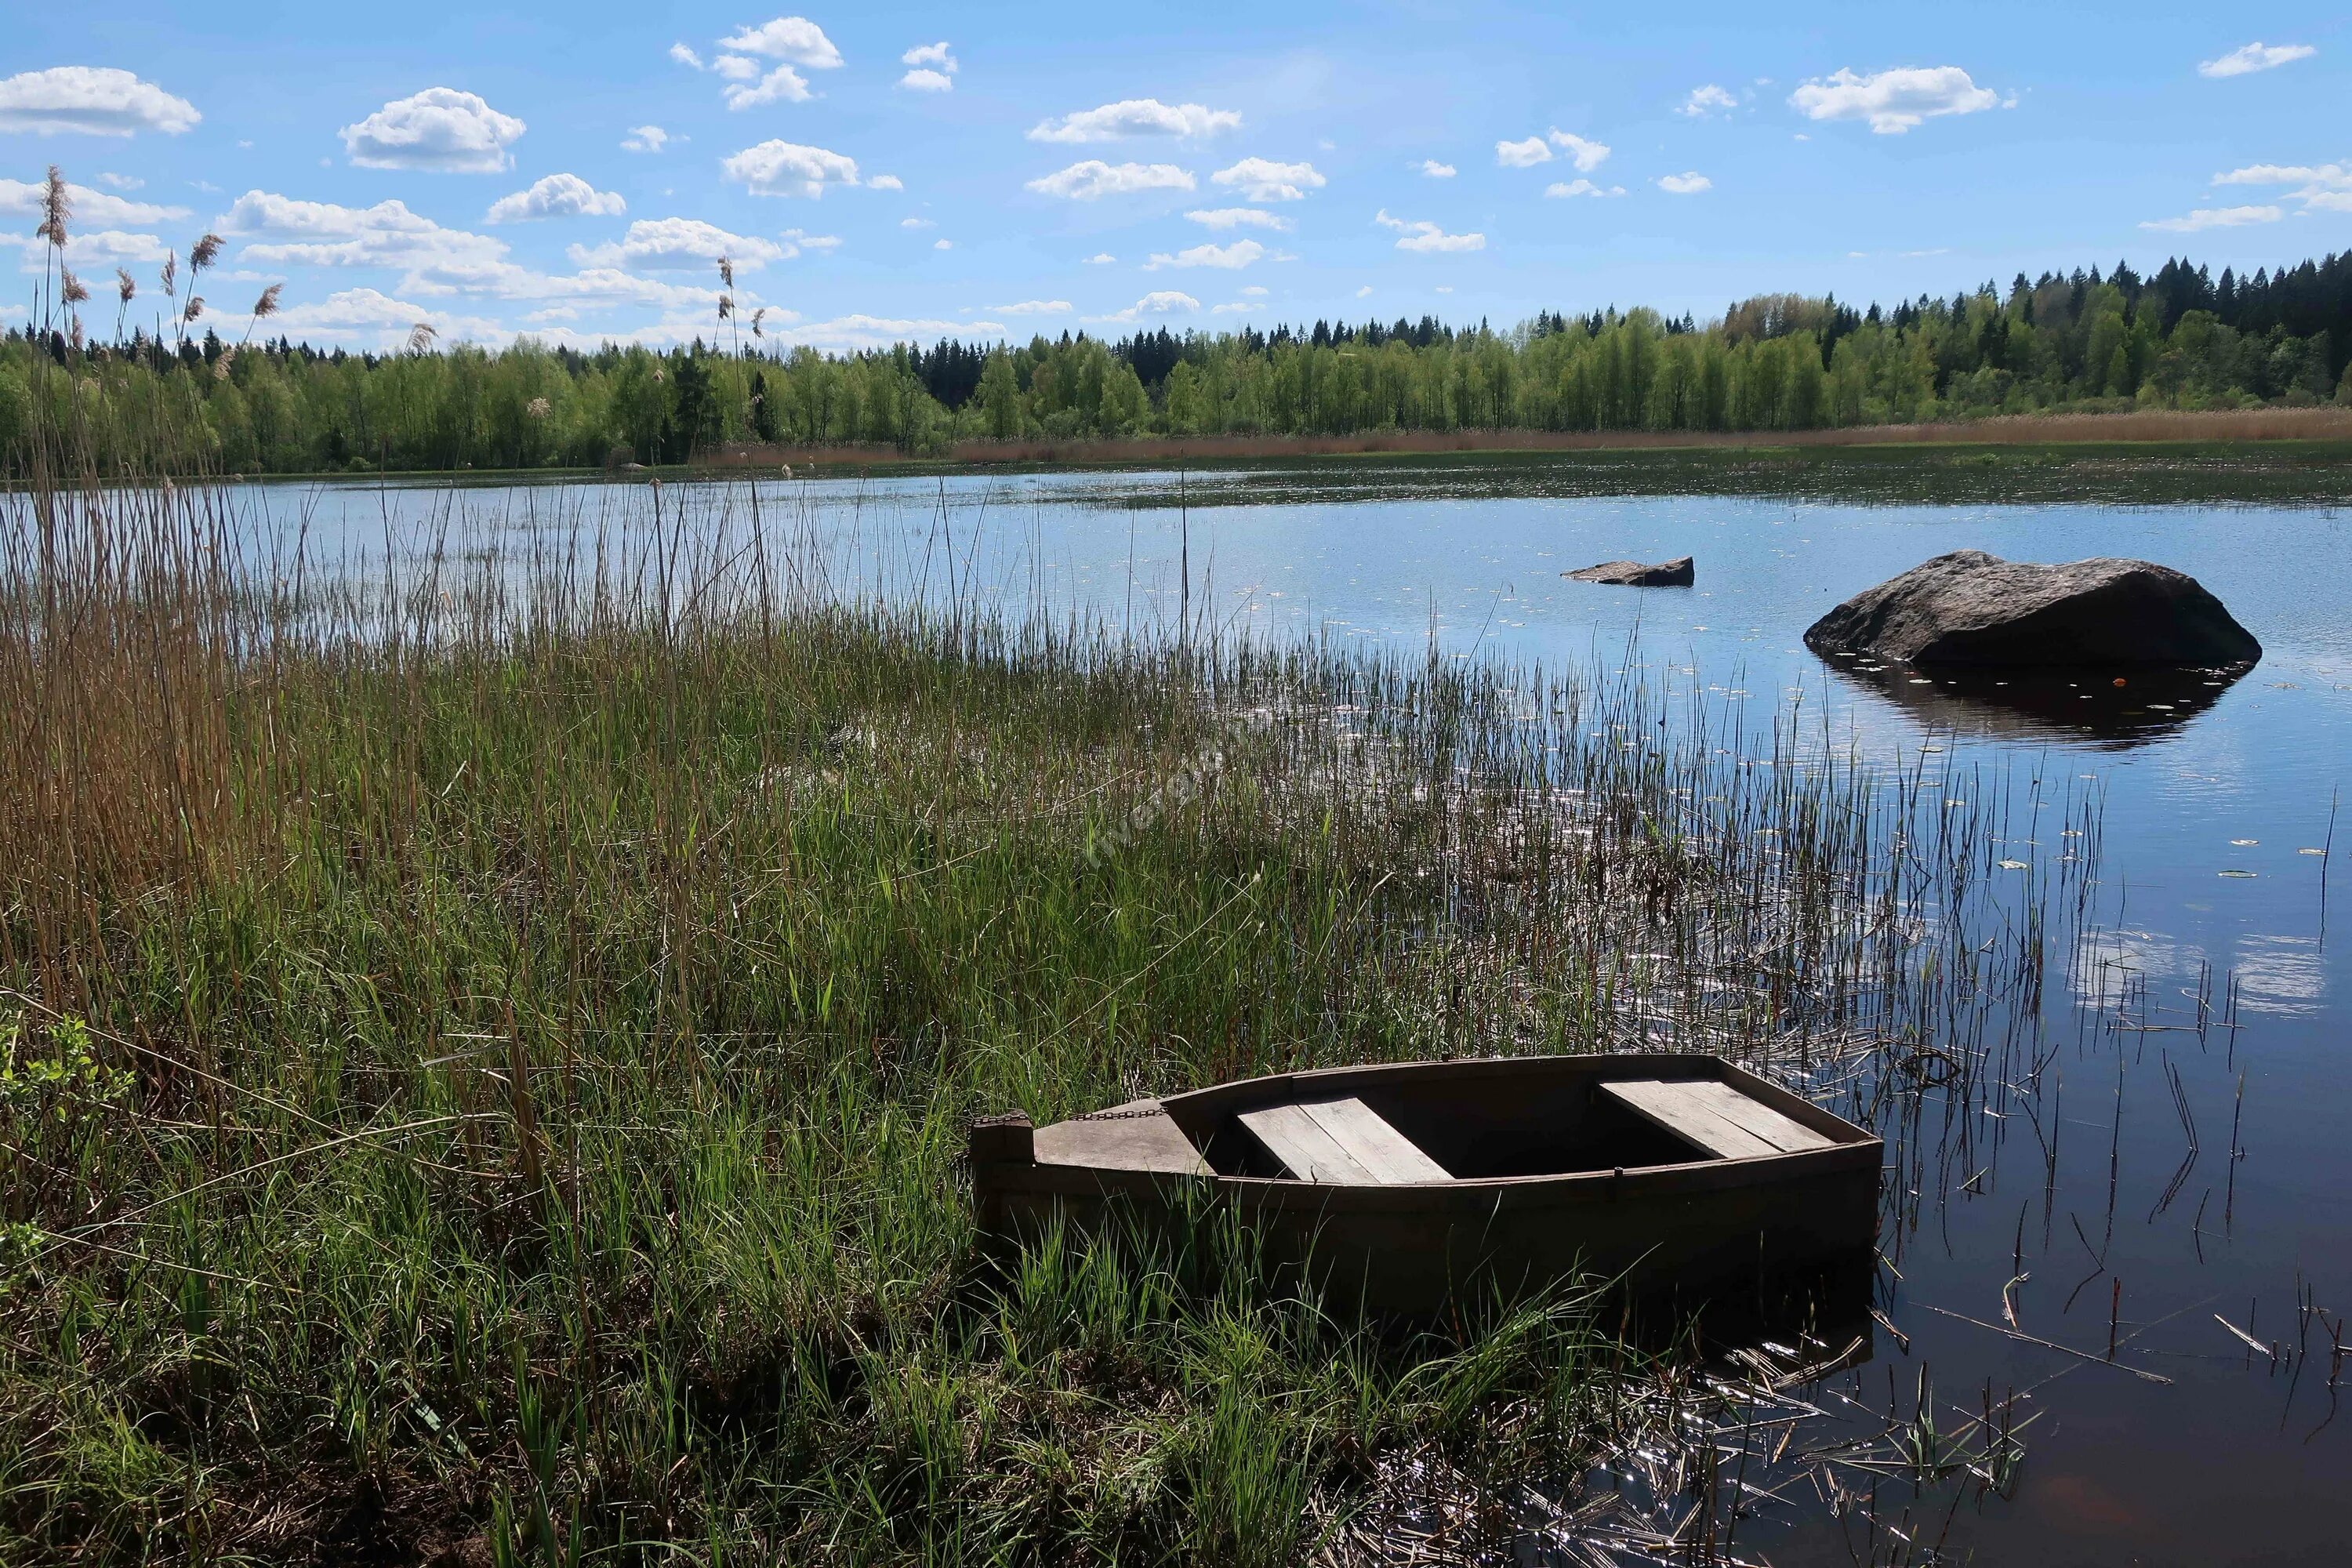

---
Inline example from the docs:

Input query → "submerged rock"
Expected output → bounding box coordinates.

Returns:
[1564,555,1694,586]
[1804,550,2260,667]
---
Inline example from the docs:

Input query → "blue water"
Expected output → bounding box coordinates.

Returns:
[256,469,2351,1564]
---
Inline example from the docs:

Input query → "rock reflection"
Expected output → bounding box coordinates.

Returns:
[1817,651,2249,748]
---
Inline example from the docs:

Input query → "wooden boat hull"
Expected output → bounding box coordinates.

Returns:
[971,1054,1882,1316]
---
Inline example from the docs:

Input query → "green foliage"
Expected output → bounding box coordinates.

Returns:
[8,250,2350,477]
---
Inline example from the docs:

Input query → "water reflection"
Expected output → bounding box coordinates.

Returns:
[1817,651,2249,748]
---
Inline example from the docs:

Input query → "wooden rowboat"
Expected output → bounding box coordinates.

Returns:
[971,1054,1882,1315]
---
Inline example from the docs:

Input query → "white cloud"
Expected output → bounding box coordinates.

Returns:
[2213,162,2350,188]
[713,56,761,81]
[867,173,905,191]
[1374,209,1484,252]
[1211,157,1325,202]
[1240,284,1268,296]
[1679,84,1739,118]
[1185,206,1292,230]
[901,216,935,229]
[5,227,172,275]
[900,41,956,90]
[987,299,1071,314]
[0,176,189,227]
[1025,160,1194,200]
[215,188,730,318]
[1211,300,1258,314]
[724,140,861,198]
[96,172,143,191]
[669,42,703,68]
[718,17,845,68]
[486,173,626,223]
[1788,67,2001,134]
[1545,179,1624,198]
[1548,132,1609,171]
[780,227,839,253]
[1657,172,1711,194]
[1086,289,1200,323]
[250,286,504,350]
[1414,159,1457,178]
[2139,204,2284,233]
[1145,239,1268,270]
[1497,129,1610,171]
[622,125,670,153]
[2204,162,2351,214]
[569,217,786,271]
[341,88,525,172]
[726,67,813,109]
[1356,285,1373,297]
[933,238,952,249]
[1082,252,1116,264]
[2198,42,2315,78]
[0,67,200,137]
[1027,99,1240,143]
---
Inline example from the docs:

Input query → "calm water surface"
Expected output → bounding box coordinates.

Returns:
[264,470,2350,1564]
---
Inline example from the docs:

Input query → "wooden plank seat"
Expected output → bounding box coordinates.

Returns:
[1602,1079,1835,1161]
[1240,1096,1454,1184]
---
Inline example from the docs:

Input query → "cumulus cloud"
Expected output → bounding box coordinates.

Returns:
[486,173,626,223]
[252,286,504,350]
[1145,239,1268,270]
[622,125,670,153]
[866,173,904,191]
[568,217,787,271]
[986,299,1071,314]
[1497,129,1610,170]
[2198,42,2315,78]
[1239,285,1268,296]
[780,227,840,252]
[899,41,956,91]
[1211,300,1258,314]
[1025,160,1194,200]
[1086,290,1200,323]
[0,176,189,227]
[1027,99,1240,143]
[1545,178,1625,198]
[1082,252,1116,264]
[669,42,703,68]
[724,140,861,197]
[1374,209,1484,252]
[2209,162,2351,212]
[1788,67,2001,134]
[0,67,200,137]
[342,88,525,172]
[726,67,813,108]
[901,216,935,229]
[1414,159,1457,178]
[713,56,760,81]
[1657,172,1711,194]
[1679,84,1739,118]
[717,17,845,68]
[96,172,143,191]
[2140,204,2284,232]
[1185,206,1292,230]
[214,188,731,319]
[1211,157,1324,201]
[4,227,173,274]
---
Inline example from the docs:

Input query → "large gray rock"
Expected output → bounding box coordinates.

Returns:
[1804,550,2259,668]
[1565,555,1694,586]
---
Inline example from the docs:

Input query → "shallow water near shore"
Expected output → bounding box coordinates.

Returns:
[253,466,2350,1563]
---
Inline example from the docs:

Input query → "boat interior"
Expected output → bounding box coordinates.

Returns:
[1157,1055,1857,1184]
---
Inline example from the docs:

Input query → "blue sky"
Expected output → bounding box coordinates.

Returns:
[4,2,2347,350]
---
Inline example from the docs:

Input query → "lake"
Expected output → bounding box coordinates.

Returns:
[255,462,2350,1564]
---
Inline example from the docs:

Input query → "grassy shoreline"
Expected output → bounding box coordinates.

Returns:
[0,471,2077,1562]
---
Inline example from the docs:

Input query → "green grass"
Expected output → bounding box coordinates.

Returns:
[0,469,2070,1562]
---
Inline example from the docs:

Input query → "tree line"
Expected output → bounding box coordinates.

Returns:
[5,252,2349,476]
